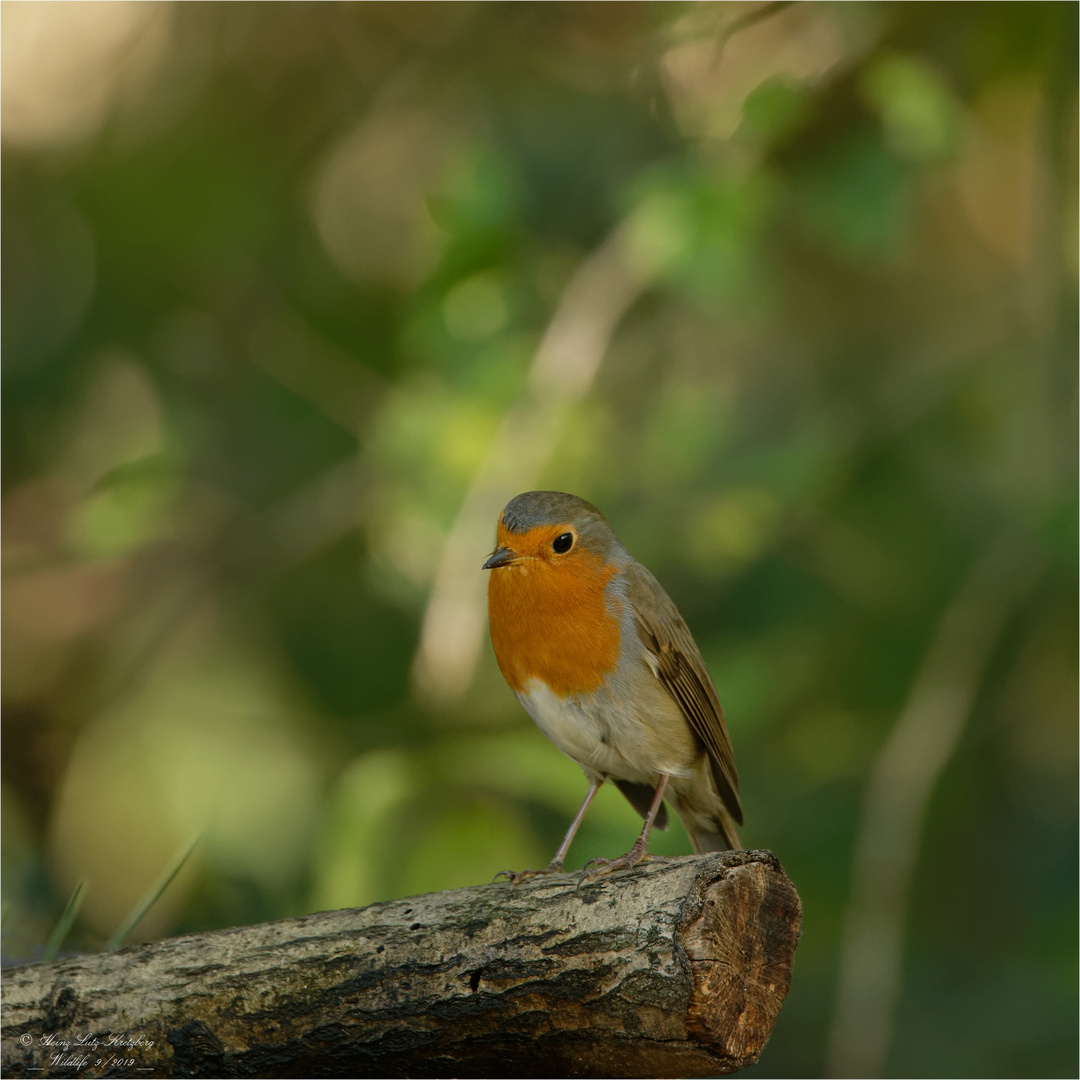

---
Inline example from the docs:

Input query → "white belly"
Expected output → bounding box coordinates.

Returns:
[516,677,691,783]
[516,679,607,768]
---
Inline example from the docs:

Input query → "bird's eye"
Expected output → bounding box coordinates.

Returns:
[552,532,574,554]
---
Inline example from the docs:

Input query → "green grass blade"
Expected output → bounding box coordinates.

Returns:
[44,879,87,961]
[104,836,199,951]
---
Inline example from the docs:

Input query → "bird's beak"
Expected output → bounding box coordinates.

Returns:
[483,546,519,570]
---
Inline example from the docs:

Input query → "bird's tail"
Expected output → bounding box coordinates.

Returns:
[688,813,740,853]
[672,765,742,852]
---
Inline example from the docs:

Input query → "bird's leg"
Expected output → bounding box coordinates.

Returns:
[494,778,602,885]
[580,774,670,884]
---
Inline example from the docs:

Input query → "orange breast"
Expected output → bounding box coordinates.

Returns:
[487,549,622,697]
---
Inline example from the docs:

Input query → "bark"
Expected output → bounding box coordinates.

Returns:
[2,850,802,1079]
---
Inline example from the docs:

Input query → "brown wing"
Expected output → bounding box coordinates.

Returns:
[625,561,743,825]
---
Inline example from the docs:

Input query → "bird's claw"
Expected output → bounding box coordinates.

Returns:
[578,848,650,885]
[493,868,535,884]
[578,858,627,885]
[493,864,562,885]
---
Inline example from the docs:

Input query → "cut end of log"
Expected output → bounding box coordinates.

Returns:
[680,850,804,1068]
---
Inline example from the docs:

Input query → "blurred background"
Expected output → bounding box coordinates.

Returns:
[2,1,1075,1076]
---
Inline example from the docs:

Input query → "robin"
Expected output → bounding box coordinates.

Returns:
[483,490,742,882]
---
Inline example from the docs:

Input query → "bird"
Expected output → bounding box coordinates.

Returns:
[483,490,741,883]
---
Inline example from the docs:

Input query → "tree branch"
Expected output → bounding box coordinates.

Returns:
[3,851,801,1079]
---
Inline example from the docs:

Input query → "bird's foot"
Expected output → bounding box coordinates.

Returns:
[493,861,563,885]
[579,841,650,885]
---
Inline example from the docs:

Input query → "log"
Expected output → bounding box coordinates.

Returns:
[2,850,801,1079]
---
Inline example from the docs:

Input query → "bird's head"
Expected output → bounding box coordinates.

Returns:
[482,491,624,571]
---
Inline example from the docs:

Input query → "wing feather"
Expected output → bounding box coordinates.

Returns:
[625,562,743,825]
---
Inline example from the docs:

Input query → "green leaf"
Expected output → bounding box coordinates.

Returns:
[104,837,198,952]
[44,880,87,962]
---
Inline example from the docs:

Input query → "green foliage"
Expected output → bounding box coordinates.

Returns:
[104,838,198,952]
[43,880,86,962]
